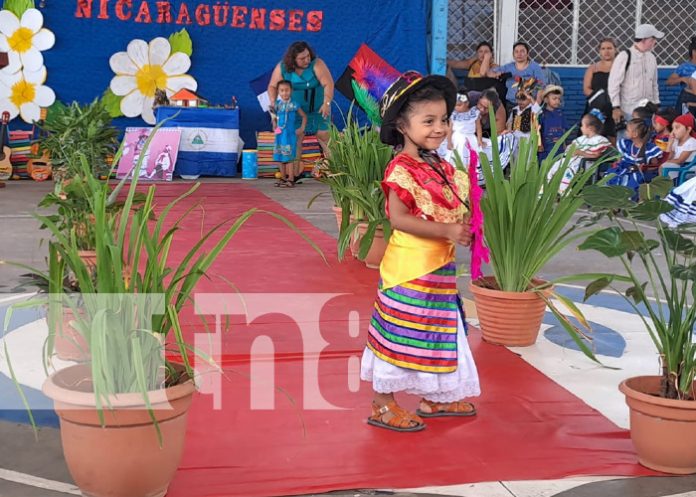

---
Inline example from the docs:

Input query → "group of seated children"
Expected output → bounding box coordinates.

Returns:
[443,77,696,197]
[603,104,696,192]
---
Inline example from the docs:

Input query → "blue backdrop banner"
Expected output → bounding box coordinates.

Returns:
[39,1,428,147]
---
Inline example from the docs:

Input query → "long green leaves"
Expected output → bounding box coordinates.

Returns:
[318,104,393,261]
[480,111,607,292]
[8,119,325,437]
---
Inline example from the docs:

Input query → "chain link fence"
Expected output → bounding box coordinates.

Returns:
[518,0,574,65]
[447,0,496,60]
[516,0,695,66]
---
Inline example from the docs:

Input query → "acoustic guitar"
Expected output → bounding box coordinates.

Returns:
[27,108,51,181]
[0,111,12,181]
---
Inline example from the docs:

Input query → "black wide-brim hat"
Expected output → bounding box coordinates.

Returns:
[379,70,457,146]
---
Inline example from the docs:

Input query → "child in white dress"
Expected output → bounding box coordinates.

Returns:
[444,92,483,166]
[547,111,611,193]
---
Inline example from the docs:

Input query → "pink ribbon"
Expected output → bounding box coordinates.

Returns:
[465,144,490,281]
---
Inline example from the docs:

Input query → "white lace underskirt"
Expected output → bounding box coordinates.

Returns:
[360,312,481,403]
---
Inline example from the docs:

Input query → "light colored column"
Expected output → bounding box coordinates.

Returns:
[430,0,449,75]
[496,0,520,63]
[571,0,581,65]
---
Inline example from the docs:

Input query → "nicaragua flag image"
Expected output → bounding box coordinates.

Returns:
[155,106,244,178]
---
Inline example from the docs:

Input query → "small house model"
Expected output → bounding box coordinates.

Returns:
[170,89,208,108]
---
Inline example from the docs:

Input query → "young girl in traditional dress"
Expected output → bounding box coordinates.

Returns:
[360,71,481,432]
[272,80,307,187]
[444,92,483,166]
[605,118,662,191]
[547,111,611,193]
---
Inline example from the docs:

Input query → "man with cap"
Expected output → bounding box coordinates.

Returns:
[608,24,663,129]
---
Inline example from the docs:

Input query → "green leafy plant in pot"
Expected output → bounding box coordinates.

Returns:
[469,114,612,349]
[569,177,696,474]
[309,105,393,267]
[38,99,118,183]
[5,127,323,497]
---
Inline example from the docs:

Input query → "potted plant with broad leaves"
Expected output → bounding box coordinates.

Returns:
[5,133,323,497]
[569,177,696,474]
[469,117,614,349]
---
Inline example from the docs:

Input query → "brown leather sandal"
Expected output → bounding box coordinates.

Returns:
[367,401,426,432]
[416,399,477,418]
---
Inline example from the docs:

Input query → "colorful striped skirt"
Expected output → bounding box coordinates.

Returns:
[366,262,461,373]
[361,262,480,401]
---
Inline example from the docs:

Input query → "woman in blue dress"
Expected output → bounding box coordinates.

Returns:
[268,41,335,170]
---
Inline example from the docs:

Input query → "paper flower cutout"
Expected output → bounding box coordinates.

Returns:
[0,8,55,73]
[109,37,197,124]
[0,66,56,123]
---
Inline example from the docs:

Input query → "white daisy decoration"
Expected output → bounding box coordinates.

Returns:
[0,8,56,74]
[0,66,56,123]
[109,37,197,124]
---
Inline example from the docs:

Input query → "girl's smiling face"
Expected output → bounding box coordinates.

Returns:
[278,83,292,101]
[400,99,450,154]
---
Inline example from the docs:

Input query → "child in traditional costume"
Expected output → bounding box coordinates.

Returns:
[606,118,662,191]
[507,77,542,141]
[444,92,483,166]
[360,71,485,432]
[272,80,307,187]
[538,84,569,162]
[547,110,611,193]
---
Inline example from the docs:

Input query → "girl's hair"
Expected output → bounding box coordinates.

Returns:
[655,107,678,129]
[628,118,652,138]
[689,37,696,58]
[632,102,658,120]
[277,79,292,89]
[476,41,494,52]
[283,41,316,71]
[394,86,449,141]
[627,118,653,163]
[480,88,500,107]
[598,37,617,49]
[513,41,530,54]
[582,113,603,134]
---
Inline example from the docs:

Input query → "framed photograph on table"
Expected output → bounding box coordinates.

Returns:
[116,127,182,181]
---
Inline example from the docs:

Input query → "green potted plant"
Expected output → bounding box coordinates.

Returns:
[469,117,610,347]
[7,134,322,497]
[571,177,696,474]
[38,98,119,183]
[309,106,392,267]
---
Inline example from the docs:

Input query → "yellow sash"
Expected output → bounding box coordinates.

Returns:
[380,230,455,290]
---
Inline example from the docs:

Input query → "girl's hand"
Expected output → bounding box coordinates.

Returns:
[446,220,472,247]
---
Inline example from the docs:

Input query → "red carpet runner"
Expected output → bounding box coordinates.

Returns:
[146,183,652,497]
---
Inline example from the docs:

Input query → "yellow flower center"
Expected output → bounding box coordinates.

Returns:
[8,27,33,53]
[135,64,167,98]
[10,79,35,107]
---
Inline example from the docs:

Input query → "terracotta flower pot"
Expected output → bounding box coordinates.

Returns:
[469,276,551,346]
[331,205,343,232]
[620,376,696,474]
[77,250,97,270]
[43,364,195,497]
[54,309,90,362]
[351,223,387,269]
